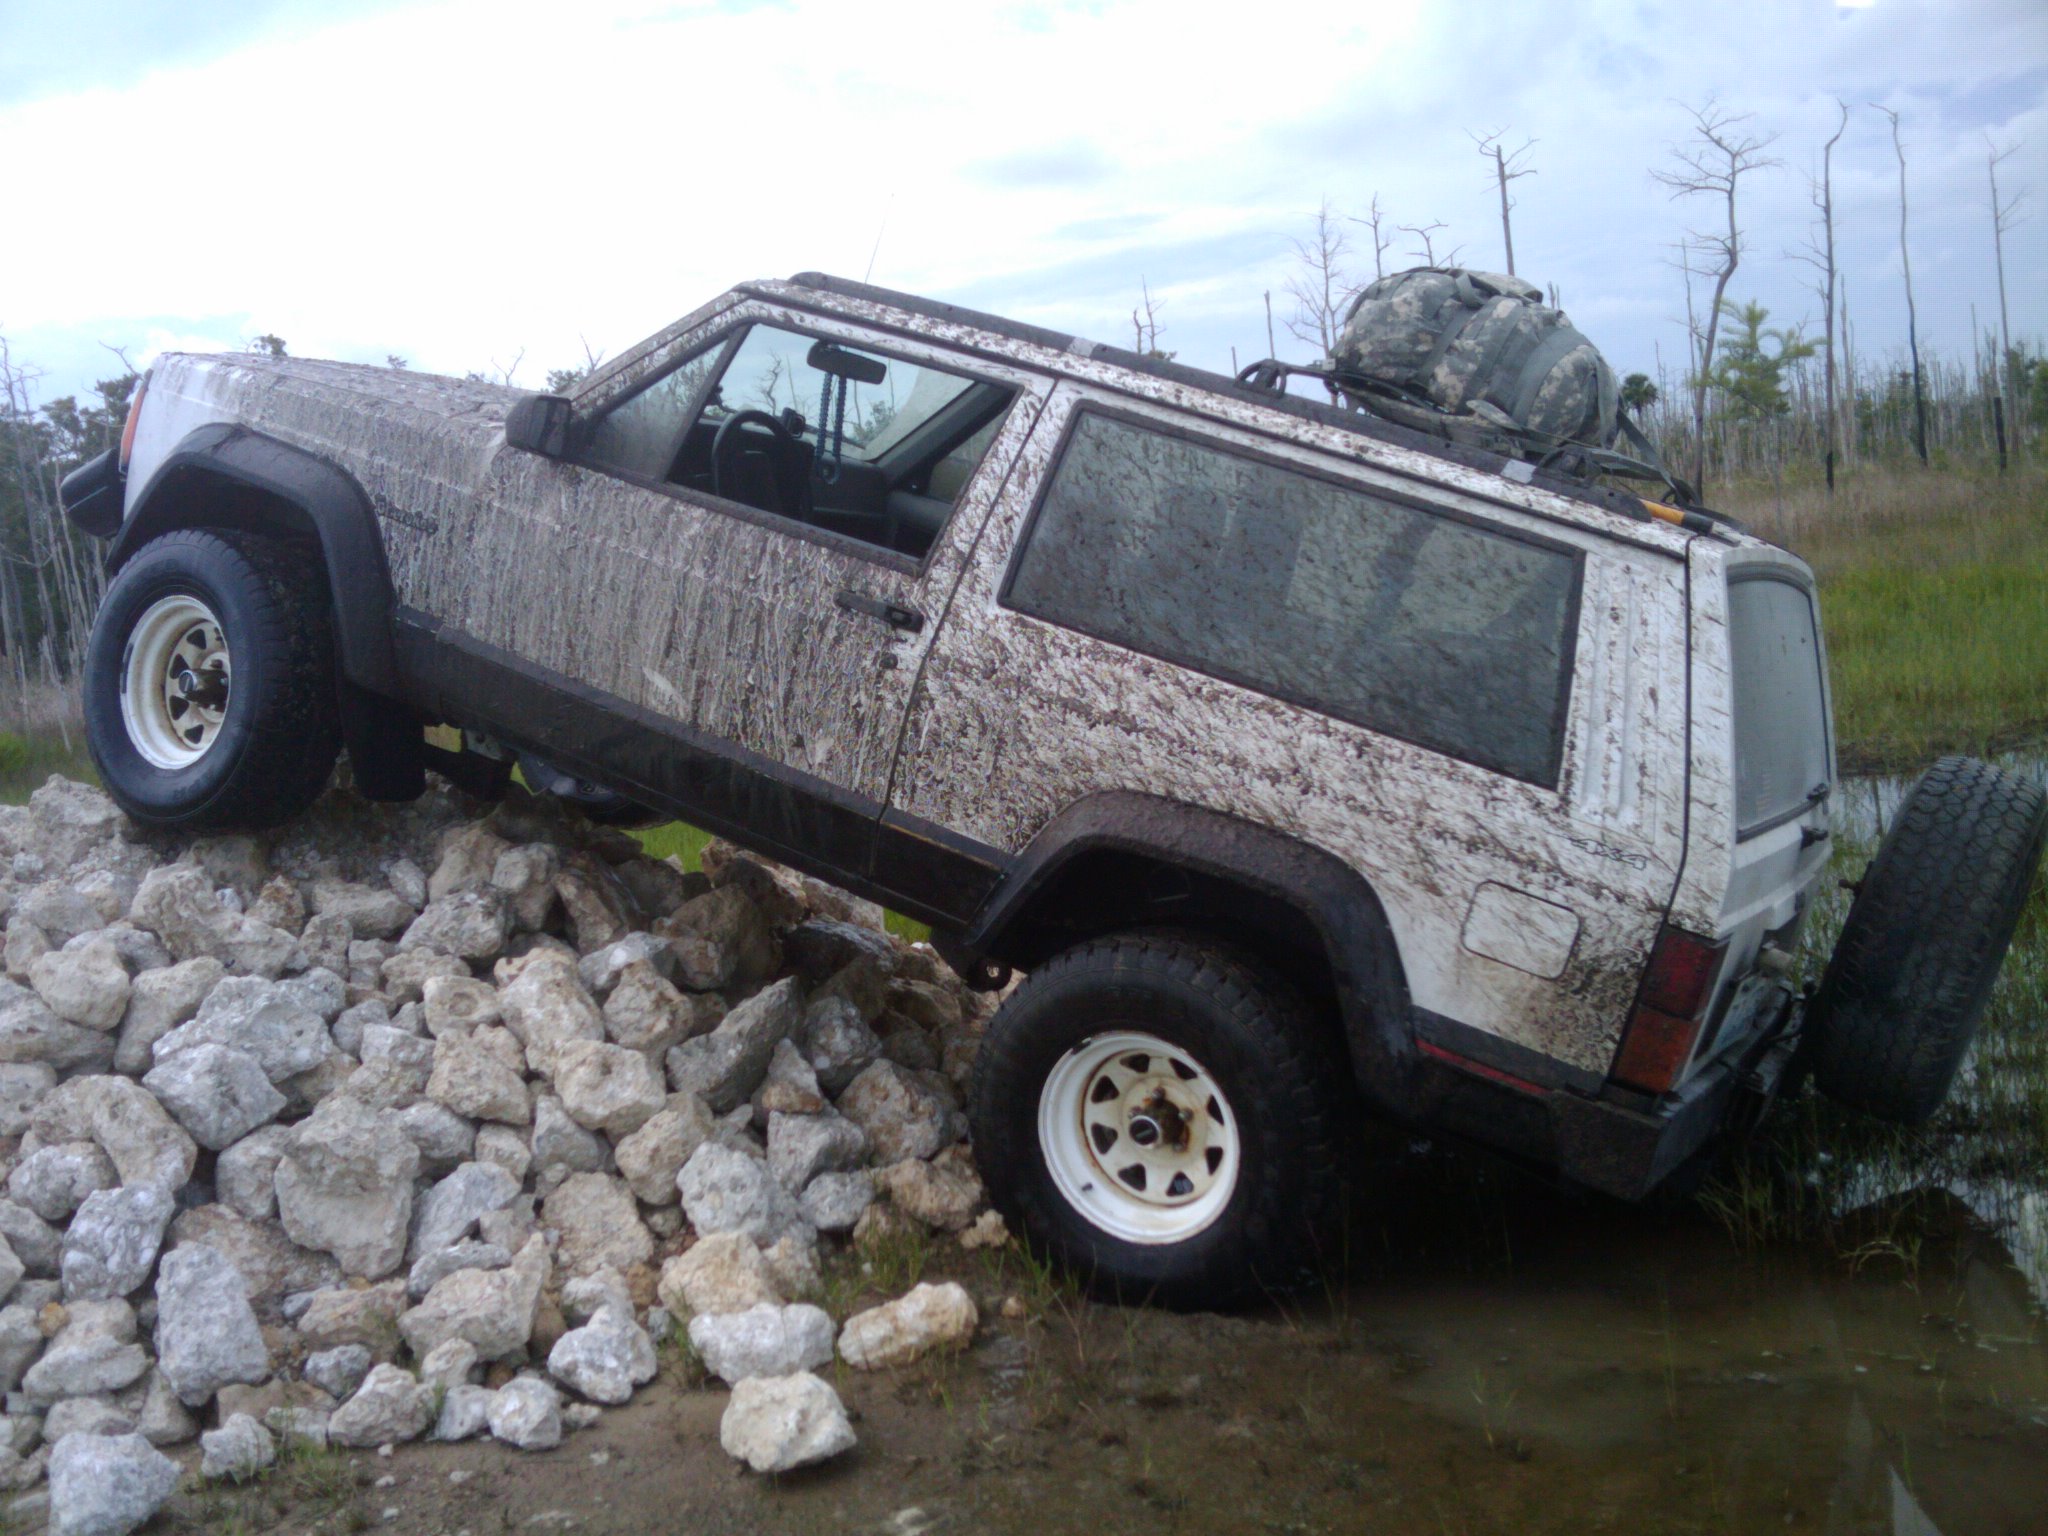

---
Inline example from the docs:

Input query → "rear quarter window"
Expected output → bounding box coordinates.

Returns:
[1727,572,1832,835]
[1002,411,1582,785]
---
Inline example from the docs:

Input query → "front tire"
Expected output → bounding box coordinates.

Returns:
[968,934,1341,1308]
[85,528,341,830]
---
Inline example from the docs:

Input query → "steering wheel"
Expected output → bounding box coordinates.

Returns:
[711,409,798,510]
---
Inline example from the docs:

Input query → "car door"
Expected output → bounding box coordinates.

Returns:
[434,303,1048,893]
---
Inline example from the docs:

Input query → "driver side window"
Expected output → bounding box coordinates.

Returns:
[580,322,1015,562]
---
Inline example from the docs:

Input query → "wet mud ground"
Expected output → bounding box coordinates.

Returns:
[171,1138,2048,1536]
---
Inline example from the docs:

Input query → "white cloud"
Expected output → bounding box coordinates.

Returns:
[2,0,2042,402]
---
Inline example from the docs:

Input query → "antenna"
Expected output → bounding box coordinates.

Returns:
[863,196,894,285]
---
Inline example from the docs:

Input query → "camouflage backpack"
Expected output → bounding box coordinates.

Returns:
[1330,268,1620,453]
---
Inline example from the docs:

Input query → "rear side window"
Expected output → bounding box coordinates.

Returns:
[1004,411,1582,784]
[1727,574,1832,835]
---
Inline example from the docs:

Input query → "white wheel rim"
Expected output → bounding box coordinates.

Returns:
[1038,1030,1239,1244]
[120,595,232,770]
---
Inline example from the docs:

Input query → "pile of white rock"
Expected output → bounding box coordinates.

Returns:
[0,775,1003,1534]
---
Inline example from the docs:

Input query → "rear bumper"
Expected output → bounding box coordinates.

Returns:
[1552,990,1801,1199]
[60,448,124,539]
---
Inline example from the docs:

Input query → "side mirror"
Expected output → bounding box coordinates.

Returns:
[806,341,887,386]
[505,393,573,457]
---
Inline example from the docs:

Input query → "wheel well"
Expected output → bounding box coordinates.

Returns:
[117,471,327,579]
[985,848,1344,1021]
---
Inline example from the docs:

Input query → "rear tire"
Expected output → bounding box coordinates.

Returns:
[1807,756,2047,1124]
[84,528,341,830]
[968,933,1341,1308]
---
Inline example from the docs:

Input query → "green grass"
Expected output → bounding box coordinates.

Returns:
[0,730,95,804]
[1726,462,2048,774]
[629,818,931,941]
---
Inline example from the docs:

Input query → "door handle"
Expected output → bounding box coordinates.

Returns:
[835,588,925,634]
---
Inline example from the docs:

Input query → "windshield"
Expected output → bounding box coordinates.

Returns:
[701,327,980,463]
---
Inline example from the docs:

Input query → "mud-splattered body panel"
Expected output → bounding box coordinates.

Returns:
[899,384,1692,1076]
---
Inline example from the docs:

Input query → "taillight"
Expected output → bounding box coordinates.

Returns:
[1611,924,1727,1094]
[118,372,150,474]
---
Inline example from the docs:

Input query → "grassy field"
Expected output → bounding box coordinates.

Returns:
[1725,460,2048,774]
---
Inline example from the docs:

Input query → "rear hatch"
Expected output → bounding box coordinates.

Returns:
[1693,544,1837,1068]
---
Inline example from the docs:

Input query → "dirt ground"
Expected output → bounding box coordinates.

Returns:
[157,1142,2048,1536]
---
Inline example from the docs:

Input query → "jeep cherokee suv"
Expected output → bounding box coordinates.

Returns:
[62,274,2045,1304]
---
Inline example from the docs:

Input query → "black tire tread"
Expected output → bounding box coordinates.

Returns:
[89,528,341,830]
[1809,755,2047,1124]
[968,931,1343,1308]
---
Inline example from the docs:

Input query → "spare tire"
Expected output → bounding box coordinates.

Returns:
[1807,756,2046,1124]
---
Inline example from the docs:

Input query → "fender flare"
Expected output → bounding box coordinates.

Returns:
[111,423,399,695]
[965,791,1420,1116]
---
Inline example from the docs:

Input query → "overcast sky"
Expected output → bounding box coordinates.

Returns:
[3,0,2043,406]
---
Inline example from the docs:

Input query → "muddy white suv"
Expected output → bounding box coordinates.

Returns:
[62,274,2046,1303]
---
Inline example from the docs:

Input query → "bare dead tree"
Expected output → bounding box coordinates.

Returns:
[1350,193,1394,282]
[1131,278,1168,358]
[1792,100,1850,490]
[1397,220,1459,268]
[1653,98,1780,492]
[1986,133,2025,458]
[1284,199,1356,355]
[1873,104,1928,464]
[1471,129,1538,276]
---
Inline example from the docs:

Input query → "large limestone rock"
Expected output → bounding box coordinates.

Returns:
[487,1374,562,1451]
[47,1431,181,1536]
[718,1371,855,1473]
[28,1075,196,1192]
[497,949,604,1076]
[766,1109,867,1194]
[545,1304,657,1404]
[540,1173,653,1277]
[837,1282,978,1370]
[421,975,501,1037]
[112,957,223,1077]
[0,1062,54,1136]
[657,884,779,991]
[426,1032,531,1125]
[799,1170,874,1235]
[167,1205,341,1310]
[398,1233,548,1362]
[688,1302,834,1385]
[27,941,130,1031]
[553,1039,665,1137]
[328,1363,434,1448]
[142,1042,285,1150]
[128,865,303,977]
[613,1096,714,1205]
[0,979,116,1074]
[398,892,511,962]
[9,1141,116,1222]
[60,1186,175,1301]
[657,1232,782,1319]
[305,880,416,941]
[664,976,803,1113]
[215,1125,292,1221]
[837,1060,952,1164]
[153,976,333,1084]
[408,1161,521,1264]
[676,1142,808,1247]
[199,1412,276,1481]
[27,777,124,865]
[23,1303,150,1404]
[874,1147,987,1233]
[274,1097,420,1278]
[153,1243,269,1406]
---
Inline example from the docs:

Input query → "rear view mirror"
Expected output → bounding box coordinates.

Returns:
[505,393,573,457]
[806,342,886,387]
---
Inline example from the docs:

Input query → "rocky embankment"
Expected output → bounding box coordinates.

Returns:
[0,776,1002,1535]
